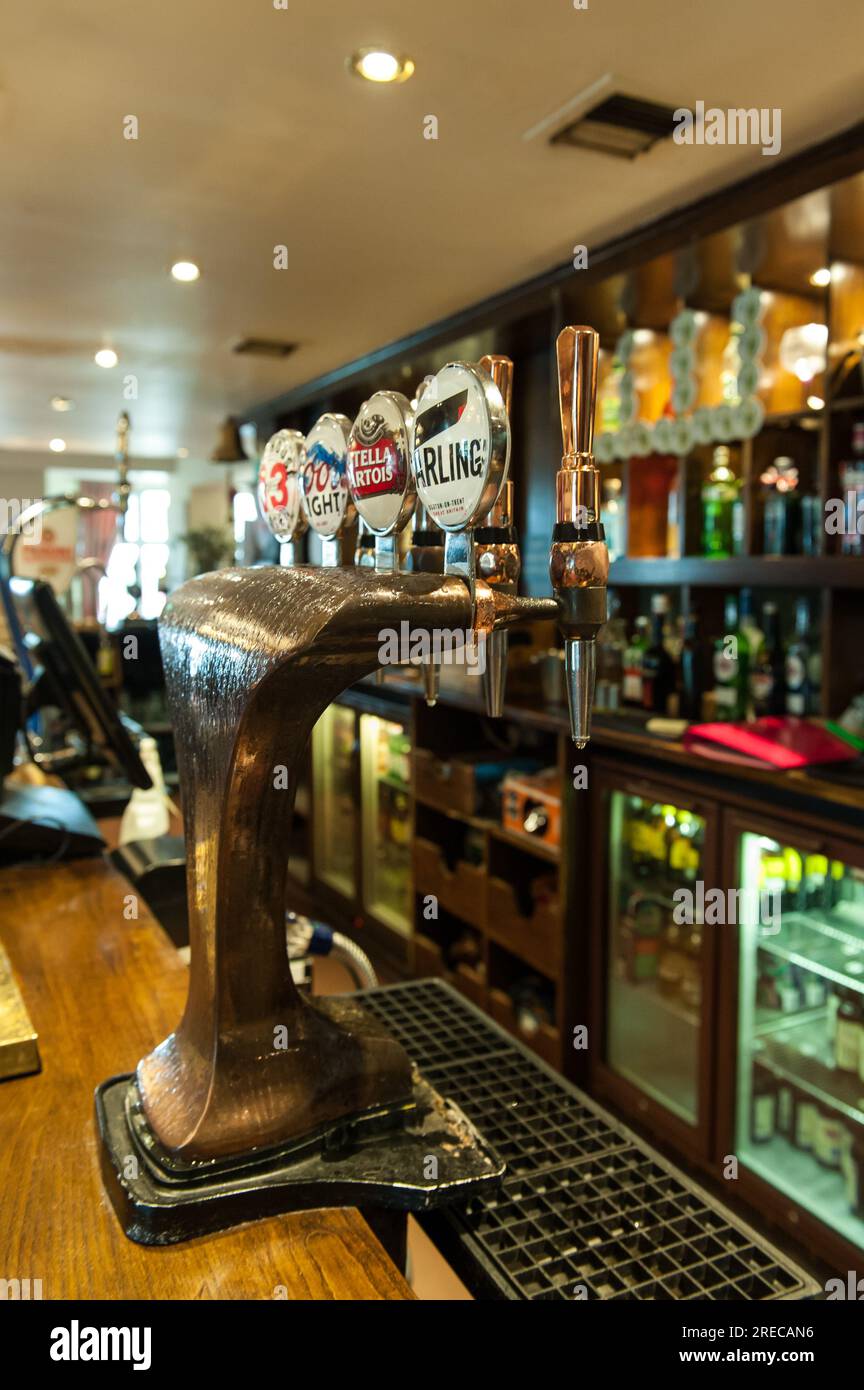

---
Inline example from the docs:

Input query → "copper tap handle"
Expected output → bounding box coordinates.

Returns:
[479,354,514,418]
[556,327,598,462]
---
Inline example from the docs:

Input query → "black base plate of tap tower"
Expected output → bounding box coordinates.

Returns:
[96,1065,504,1248]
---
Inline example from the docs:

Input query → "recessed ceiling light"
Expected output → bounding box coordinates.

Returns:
[807,395,825,410]
[171,260,200,282]
[95,348,118,369]
[177,447,190,459]
[49,437,67,452]
[350,48,414,84]
[51,396,74,412]
[809,267,832,288]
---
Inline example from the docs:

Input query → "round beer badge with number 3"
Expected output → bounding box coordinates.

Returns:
[347,391,416,536]
[302,413,355,538]
[257,429,307,542]
[410,362,509,531]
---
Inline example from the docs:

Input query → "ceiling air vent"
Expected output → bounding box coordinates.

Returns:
[232,337,298,359]
[550,94,678,159]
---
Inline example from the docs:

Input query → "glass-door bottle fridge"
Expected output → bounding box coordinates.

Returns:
[311,703,358,901]
[359,712,412,936]
[734,827,864,1253]
[594,770,717,1157]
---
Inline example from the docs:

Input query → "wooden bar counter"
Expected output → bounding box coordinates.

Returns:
[0,855,413,1300]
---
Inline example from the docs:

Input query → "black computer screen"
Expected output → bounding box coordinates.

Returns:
[4,576,151,790]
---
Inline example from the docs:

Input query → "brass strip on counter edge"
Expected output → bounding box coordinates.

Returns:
[0,938,40,1080]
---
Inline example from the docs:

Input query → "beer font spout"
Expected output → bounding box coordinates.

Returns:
[347,390,417,683]
[476,355,519,717]
[410,359,510,702]
[405,501,444,704]
[549,326,608,748]
[404,378,444,705]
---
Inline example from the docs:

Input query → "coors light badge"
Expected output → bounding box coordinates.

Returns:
[257,429,307,544]
[410,362,509,531]
[347,391,416,537]
[302,413,355,541]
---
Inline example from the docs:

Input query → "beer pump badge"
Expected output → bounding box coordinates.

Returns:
[411,362,509,530]
[257,430,306,541]
[347,392,415,535]
[302,414,354,537]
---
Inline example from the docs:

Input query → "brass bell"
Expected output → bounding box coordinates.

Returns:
[210,416,247,464]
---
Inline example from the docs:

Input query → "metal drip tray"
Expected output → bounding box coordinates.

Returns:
[359,979,821,1301]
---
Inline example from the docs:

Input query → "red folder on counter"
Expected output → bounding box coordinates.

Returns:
[682,717,860,770]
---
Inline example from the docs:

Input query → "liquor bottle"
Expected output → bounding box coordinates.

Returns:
[785,597,821,717]
[749,602,785,717]
[622,616,649,707]
[750,1065,777,1143]
[762,456,802,555]
[601,477,626,562]
[701,446,740,557]
[596,613,627,712]
[738,588,764,664]
[641,595,676,715]
[678,611,703,722]
[835,989,861,1073]
[713,595,749,720]
[840,421,864,557]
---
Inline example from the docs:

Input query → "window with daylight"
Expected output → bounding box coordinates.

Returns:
[102,489,171,627]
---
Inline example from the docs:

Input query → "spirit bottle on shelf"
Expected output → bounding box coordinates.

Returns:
[762,456,802,556]
[701,446,740,557]
[840,421,864,557]
[641,594,676,715]
[750,601,785,717]
[713,594,749,720]
[785,596,821,716]
[678,610,704,722]
[622,616,649,707]
[738,588,764,664]
[601,476,626,562]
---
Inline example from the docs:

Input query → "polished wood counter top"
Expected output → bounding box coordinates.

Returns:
[0,856,412,1300]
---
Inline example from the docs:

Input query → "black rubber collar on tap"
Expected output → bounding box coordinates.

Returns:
[552,520,605,543]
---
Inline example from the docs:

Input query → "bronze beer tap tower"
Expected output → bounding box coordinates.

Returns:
[96,326,604,1246]
[549,327,608,747]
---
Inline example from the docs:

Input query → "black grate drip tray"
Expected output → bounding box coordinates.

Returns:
[359,979,821,1301]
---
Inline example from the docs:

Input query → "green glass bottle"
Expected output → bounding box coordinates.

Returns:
[702,447,740,558]
[713,594,750,720]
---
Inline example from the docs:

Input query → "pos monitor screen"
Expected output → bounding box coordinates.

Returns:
[4,575,151,790]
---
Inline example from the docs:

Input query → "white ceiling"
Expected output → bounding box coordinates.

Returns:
[1,0,863,466]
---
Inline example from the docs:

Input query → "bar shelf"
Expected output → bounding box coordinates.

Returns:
[754,1018,864,1126]
[755,910,864,994]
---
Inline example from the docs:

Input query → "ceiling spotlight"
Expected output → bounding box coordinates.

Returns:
[171,260,200,283]
[177,447,190,459]
[49,438,67,452]
[350,48,414,83]
[807,395,825,410]
[95,348,118,369]
[51,396,74,412]
[809,267,832,288]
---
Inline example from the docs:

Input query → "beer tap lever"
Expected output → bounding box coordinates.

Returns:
[347,391,417,683]
[410,360,510,705]
[549,326,608,748]
[476,355,519,717]
[302,413,355,566]
[257,429,308,565]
